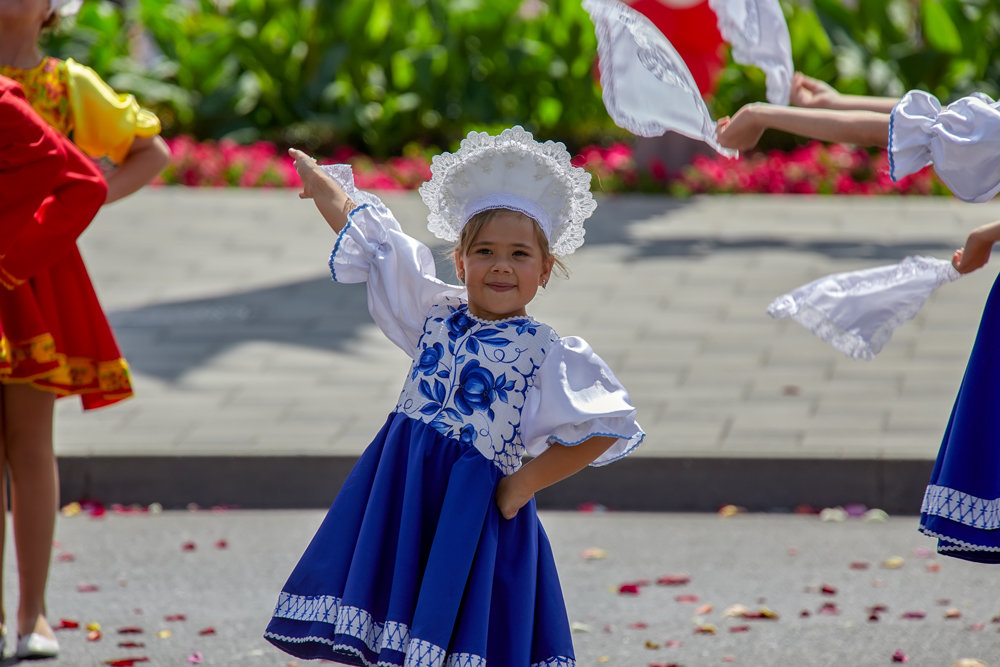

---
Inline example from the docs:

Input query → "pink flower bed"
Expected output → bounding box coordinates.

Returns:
[156,136,947,196]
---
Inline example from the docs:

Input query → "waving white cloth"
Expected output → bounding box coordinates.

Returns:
[767,256,961,360]
[708,0,793,105]
[583,0,737,158]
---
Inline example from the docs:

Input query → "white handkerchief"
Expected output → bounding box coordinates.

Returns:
[319,164,386,210]
[767,256,961,360]
[708,0,793,105]
[583,0,737,158]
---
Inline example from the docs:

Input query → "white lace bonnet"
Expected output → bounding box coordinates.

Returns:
[418,126,597,256]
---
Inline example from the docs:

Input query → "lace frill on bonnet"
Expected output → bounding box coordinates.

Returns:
[418,126,597,256]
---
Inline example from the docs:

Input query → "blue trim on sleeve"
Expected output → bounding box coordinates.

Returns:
[327,203,371,283]
[887,99,900,183]
[547,430,646,467]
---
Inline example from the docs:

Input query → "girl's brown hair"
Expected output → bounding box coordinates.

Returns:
[455,208,568,278]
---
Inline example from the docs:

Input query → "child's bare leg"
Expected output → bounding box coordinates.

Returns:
[3,384,57,639]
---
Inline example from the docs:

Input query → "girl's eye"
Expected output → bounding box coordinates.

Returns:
[476,248,492,255]
[514,250,529,257]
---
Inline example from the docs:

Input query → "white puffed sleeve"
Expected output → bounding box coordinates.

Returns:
[329,201,463,358]
[520,336,644,465]
[889,90,1000,203]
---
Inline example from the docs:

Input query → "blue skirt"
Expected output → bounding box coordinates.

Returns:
[919,273,1000,563]
[264,413,576,665]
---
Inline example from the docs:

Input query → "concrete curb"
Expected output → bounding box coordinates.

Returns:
[59,455,934,515]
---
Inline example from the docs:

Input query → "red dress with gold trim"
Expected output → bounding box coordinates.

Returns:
[0,74,131,409]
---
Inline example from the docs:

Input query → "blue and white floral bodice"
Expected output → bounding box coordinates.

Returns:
[326,193,644,477]
[396,300,558,475]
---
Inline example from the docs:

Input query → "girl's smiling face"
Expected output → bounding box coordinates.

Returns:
[454,210,554,321]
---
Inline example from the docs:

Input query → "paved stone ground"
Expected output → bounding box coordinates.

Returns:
[25,509,1000,667]
[53,189,1000,512]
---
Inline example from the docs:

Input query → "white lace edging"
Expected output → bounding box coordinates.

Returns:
[767,256,961,361]
[417,126,595,256]
[918,526,1000,553]
[921,484,1000,530]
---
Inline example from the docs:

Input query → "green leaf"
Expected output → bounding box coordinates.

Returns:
[921,0,962,53]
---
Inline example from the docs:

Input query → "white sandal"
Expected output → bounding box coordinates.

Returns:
[15,632,60,659]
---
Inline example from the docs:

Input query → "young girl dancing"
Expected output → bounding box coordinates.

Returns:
[0,74,108,659]
[716,72,1000,562]
[264,126,645,665]
[0,1,168,657]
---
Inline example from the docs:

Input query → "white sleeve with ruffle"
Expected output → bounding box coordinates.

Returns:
[889,89,1000,203]
[329,200,464,358]
[520,336,644,465]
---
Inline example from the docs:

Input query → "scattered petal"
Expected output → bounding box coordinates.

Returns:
[87,630,101,642]
[214,539,229,549]
[867,604,889,614]
[580,547,607,560]
[844,503,867,517]
[198,627,216,636]
[664,640,682,648]
[656,574,691,586]
[77,584,99,593]
[794,504,816,514]
[926,563,941,573]
[968,623,985,631]
[788,546,799,556]
[157,630,172,639]
[717,504,745,517]
[892,649,909,663]
[799,610,811,618]
[722,656,737,663]
[818,602,840,615]
[577,502,607,513]
[901,611,926,619]
[104,659,150,666]
[149,503,163,514]
[644,640,661,649]
[729,625,750,633]
[952,659,989,667]
[57,552,76,562]
[165,614,187,622]
[618,583,640,595]
[628,622,649,629]
[675,594,700,603]
[55,619,79,630]
[86,622,102,632]
[913,547,933,558]
[849,561,870,570]
[694,604,713,616]
[723,604,749,618]
[945,608,962,619]
[693,624,717,635]
[118,642,145,648]
[118,627,144,634]
[597,658,609,664]
[648,663,682,667]
[820,584,837,595]
[602,625,614,634]
[819,507,847,522]
[182,541,197,552]
[936,598,951,606]
[187,652,203,664]
[61,502,82,517]
[863,508,888,522]
[883,556,905,569]
[570,622,591,633]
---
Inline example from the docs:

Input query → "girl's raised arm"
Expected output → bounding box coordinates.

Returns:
[288,148,355,234]
[790,72,900,113]
[104,134,170,204]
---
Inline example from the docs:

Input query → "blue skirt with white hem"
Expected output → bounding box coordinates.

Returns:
[919,273,1000,563]
[264,413,577,665]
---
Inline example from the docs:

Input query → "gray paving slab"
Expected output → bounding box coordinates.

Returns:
[51,190,1000,511]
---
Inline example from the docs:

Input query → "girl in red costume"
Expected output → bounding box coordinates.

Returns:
[0,0,167,658]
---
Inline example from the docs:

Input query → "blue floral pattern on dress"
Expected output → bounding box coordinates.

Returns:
[395,299,557,474]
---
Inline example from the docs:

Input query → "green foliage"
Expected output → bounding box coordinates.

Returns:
[46,0,614,156]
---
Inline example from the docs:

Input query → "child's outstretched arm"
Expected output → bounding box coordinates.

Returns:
[288,148,355,234]
[790,72,899,113]
[495,436,617,520]
[952,221,1000,274]
[716,103,890,151]
[104,134,170,204]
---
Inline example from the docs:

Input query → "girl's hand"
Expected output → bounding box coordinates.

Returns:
[288,148,332,200]
[495,474,534,520]
[715,104,766,151]
[953,223,1000,273]
[789,72,840,109]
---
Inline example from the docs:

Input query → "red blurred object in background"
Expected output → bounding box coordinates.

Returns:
[625,0,726,97]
